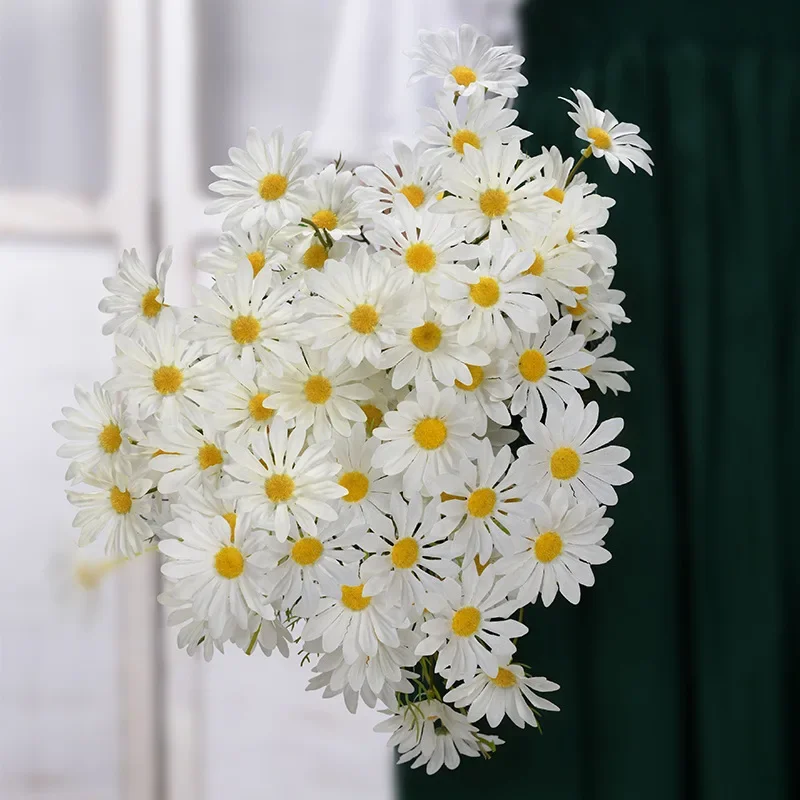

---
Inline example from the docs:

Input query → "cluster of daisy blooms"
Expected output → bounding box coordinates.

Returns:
[54,25,652,774]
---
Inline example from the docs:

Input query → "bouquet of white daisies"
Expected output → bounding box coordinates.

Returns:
[54,25,652,774]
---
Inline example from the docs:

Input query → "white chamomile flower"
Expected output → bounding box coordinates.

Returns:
[207,127,312,229]
[300,248,420,369]
[372,383,479,495]
[369,195,465,302]
[354,140,441,216]
[564,266,628,342]
[359,371,407,435]
[196,220,290,280]
[557,186,617,270]
[264,518,364,618]
[416,564,526,685]
[260,346,374,442]
[451,357,513,436]
[497,488,612,606]
[444,662,560,728]
[169,482,238,535]
[187,261,302,371]
[581,337,633,394]
[434,439,542,563]
[284,228,351,276]
[408,24,527,98]
[159,511,273,638]
[222,416,345,541]
[435,137,555,242]
[503,316,593,420]
[361,492,458,617]
[99,247,172,336]
[439,233,547,351]
[302,578,406,664]
[519,397,632,506]
[331,423,398,529]
[107,308,215,422]
[563,88,653,175]
[53,382,135,482]
[419,90,530,165]
[159,588,230,662]
[537,145,595,200]
[232,611,293,658]
[298,163,364,240]
[381,312,490,390]
[66,462,154,557]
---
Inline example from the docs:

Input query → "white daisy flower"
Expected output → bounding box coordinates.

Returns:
[107,308,215,422]
[331,423,399,530]
[206,127,312,229]
[563,88,653,175]
[222,416,345,541]
[408,24,527,98]
[444,662,560,728]
[264,517,364,618]
[360,492,458,618]
[433,439,542,563]
[450,356,513,435]
[260,346,374,442]
[503,316,593,420]
[519,397,632,506]
[53,382,136,482]
[581,337,633,394]
[434,137,555,242]
[419,90,530,166]
[196,220,291,280]
[536,145,595,201]
[99,247,172,336]
[416,564,526,685]
[564,267,629,342]
[66,462,154,557]
[372,383,479,496]
[298,163,364,241]
[380,312,490,390]
[497,488,612,606]
[159,511,273,638]
[159,588,231,662]
[438,233,547,351]
[354,140,441,216]
[557,185,617,270]
[186,261,302,371]
[231,611,293,658]
[300,248,421,369]
[283,228,351,276]
[376,699,503,774]
[168,482,238,536]
[359,372,407,435]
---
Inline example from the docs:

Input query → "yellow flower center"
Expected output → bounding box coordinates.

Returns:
[470,276,500,307]
[303,242,329,270]
[247,251,266,275]
[291,536,324,566]
[198,442,223,470]
[361,403,383,434]
[491,667,518,688]
[451,65,477,87]
[259,173,288,201]
[311,208,338,230]
[265,473,295,503]
[523,252,545,277]
[452,128,481,154]
[341,583,371,611]
[98,423,122,454]
[413,418,447,450]
[518,349,548,382]
[222,512,237,542]
[152,365,183,395]
[109,486,132,514]
[451,606,481,637]
[534,530,563,563]
[141,287,162,318]
[405,242,437,274]
[339,470,370,503]
[410,321,442,352]
[215,545,244,579]
[467,487,496,518]
[230,315,261,345]
[586,126,612,150]
[454,364,484,391]
[566,227,576,244]
[391,537,420,570]
[248,392,274,422]
[544,186,565,203]
[479,188,509,218]
[399,184,425,208]
[550,447,581,480]
[349,304,379,334]
[304,375,332,405]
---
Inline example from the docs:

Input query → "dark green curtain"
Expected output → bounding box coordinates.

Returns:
[400,2,799,797]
